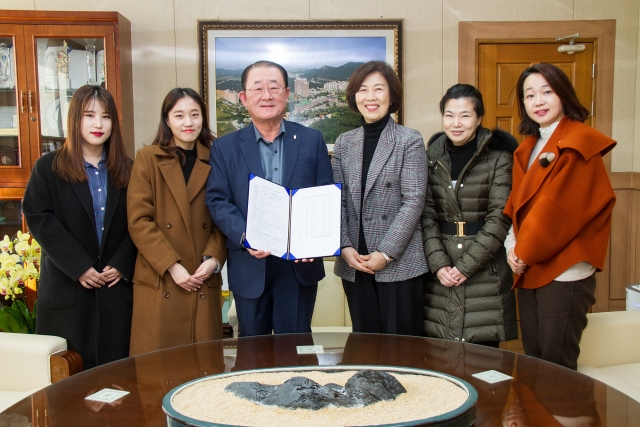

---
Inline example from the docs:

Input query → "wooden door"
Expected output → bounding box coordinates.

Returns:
[478,42,595,142]
[22,24,115,168]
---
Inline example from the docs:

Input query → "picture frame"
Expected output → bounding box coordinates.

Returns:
[198,20,403,151]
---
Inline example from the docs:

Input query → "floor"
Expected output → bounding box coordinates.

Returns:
[499,321,525,354]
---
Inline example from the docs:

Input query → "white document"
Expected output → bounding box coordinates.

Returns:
[471,370,513,384]
[245,175,341,260]
[246,176,290,257]
[296,345,325,354]
[85,388,130,403]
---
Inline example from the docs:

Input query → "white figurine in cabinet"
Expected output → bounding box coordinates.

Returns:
[0,43,13,89]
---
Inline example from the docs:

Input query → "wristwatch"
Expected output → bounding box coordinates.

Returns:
[380,252,393,264]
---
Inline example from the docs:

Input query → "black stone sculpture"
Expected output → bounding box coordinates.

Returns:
[224,370,406,410]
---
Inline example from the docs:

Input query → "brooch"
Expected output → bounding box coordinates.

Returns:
[539,152,556,167]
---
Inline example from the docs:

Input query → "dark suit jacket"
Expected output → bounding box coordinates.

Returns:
[206,120,333,298]
[23,151,137,369]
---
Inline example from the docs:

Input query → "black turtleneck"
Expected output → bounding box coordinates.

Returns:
[447,134,477,181]
[177,146,197,183]
[358,112,391,254]
[361,113,391,191]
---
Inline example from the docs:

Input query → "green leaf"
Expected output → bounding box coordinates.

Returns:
[4,305,24,325]
[0,310,24,333]
[29,300,37,334]
[0,299,36,333]
[15,300,30,325]
[0,304,28,333]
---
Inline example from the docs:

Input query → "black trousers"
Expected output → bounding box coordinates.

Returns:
[517,274,596,370]
[342,271,425,336]
[234,257,317,337]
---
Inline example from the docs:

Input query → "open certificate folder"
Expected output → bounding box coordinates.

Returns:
[244,174,342,260]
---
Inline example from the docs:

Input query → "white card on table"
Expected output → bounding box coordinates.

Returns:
[296,345,324,354]
[471,370,513,384]
[85,388,130,403]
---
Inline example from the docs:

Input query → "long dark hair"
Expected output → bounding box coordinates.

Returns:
[516,63,589,136]
[52,85,130,189]
[152,88,214,164]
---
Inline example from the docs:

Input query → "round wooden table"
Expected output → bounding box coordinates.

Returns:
[1,333,638,426]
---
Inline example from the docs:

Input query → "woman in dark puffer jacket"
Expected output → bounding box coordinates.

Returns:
[421,84,518,347]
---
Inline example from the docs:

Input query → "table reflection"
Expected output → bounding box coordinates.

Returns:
[0,333,636,427]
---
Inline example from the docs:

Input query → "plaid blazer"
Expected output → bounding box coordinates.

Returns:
[332,118,429,282]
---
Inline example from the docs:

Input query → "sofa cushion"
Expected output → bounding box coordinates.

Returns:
[578,363,640,403]
[577,311,640,368]
[312,261,347,327]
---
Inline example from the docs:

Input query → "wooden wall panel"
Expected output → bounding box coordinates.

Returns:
[600,172,640,311]
[610,188,634,300]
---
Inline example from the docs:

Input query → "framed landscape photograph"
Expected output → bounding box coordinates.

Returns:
[198,20,402,151]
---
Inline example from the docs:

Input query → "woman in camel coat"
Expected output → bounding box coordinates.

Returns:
[128,88,227,355]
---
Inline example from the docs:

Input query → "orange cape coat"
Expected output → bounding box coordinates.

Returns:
[503,118,616,289]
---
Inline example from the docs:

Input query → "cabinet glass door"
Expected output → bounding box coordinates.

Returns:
[24,25,113,163]
[34,37,107,154]
[0,38,19,166]
[0,25,29,184]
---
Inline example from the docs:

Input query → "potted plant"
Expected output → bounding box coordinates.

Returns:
[0,232,40,333]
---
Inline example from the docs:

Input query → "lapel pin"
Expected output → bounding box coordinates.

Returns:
[539,152,556,167]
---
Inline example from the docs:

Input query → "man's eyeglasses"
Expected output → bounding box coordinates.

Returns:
[244,86,286,96]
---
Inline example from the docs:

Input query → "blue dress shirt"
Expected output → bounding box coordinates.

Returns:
[84,151,108,248]
[254,121,286,186]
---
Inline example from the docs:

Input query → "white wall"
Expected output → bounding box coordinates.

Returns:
[3,0,639,171]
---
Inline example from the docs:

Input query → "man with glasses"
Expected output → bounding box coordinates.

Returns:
[206,60,333,337]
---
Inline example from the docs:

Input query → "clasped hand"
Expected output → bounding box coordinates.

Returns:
[78,265,123,289]
[436,266,467,287]
[168,258,219,292]
[341,247,388,274]
[507,249,527,275]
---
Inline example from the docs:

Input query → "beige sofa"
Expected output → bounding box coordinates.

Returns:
[0,333,81,413]
[577,311,640,403]
[228,260,352,334]
[310,260,352,332]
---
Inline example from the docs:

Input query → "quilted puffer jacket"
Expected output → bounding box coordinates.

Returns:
[421,127,518,343]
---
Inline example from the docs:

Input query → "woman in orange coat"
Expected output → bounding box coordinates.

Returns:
[504,63,616,370]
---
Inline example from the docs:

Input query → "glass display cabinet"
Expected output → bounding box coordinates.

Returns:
[0,10,133,236]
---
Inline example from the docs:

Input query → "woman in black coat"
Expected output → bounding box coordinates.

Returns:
[23,85,136,369]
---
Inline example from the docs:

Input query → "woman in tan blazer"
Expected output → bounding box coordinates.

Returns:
[128,88,227,355]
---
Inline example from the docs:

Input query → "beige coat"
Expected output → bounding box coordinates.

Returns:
[127,143,227,356]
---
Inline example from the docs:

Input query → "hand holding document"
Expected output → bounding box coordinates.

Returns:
[245,175,341,260]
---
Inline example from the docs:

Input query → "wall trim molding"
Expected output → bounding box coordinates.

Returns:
[610,172,640,190]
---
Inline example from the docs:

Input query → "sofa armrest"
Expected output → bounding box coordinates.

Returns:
[50,350,83,383]
[0,333,67,392]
